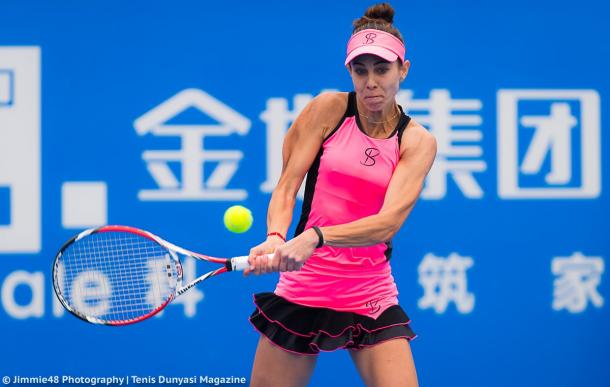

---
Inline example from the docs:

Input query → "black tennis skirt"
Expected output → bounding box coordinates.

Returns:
[249,292,416,355]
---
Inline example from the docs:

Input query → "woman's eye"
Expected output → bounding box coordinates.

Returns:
[376,67,389,74]
[355,69,366,75]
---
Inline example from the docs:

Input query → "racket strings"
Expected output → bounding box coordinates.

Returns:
[56,231,179,323]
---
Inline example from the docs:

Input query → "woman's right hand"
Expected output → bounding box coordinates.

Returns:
[244,236,285,276]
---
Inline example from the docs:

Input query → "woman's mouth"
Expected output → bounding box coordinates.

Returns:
[365,95,383,102]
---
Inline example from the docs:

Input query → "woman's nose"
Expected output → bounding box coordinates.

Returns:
[365,76,378,89]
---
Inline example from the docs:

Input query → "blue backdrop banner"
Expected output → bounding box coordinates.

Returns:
[0,1,608,386]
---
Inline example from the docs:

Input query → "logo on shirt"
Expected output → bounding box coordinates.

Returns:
[366,298,381,314]
[361,147,380,166]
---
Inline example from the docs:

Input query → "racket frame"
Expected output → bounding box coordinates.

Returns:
[52,225,244,326]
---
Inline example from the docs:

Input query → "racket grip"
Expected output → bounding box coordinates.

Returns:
[228,254,274,271]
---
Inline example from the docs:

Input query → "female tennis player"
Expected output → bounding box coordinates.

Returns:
[245,3,436,386]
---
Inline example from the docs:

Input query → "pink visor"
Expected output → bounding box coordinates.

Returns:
[345,29,405,66]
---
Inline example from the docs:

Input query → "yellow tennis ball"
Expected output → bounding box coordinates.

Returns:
[223,205,253,233]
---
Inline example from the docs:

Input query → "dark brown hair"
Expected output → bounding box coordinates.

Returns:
[352,3,404,43]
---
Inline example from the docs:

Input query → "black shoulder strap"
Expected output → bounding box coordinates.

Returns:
[397,106,411,148]
[346,91,357,117]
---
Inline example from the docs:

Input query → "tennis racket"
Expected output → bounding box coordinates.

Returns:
[52,225,270,326]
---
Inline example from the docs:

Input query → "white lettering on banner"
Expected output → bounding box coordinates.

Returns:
[61,182,108,228]
[0,47,41,252]
[1,270,44,318]
[521,103,576,184]
[135,89,251,201]
[70,270,112,317]
[418,252,475,314]
[0,69,13,104]
[1,258,205,320]
[397,89,485,199]
[552,252,604,313]
[497,90,601,199]
[52,262,65,317]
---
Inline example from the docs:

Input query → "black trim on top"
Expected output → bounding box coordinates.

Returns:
[384,110,410,262]
[345,90,358,117]
[384,240,393,260]
[294,93,353,237]
[397,113,411,148]
[294,146,324,237]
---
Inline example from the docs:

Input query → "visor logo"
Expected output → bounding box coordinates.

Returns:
[364,33,377,44]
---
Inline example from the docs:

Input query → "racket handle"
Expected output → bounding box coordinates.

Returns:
[228,254,274,271]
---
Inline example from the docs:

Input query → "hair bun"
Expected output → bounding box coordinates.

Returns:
[350,2,403,43]
[364,3,395,24]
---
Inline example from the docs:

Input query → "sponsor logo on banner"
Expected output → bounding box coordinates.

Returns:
[552,252,604,313]
[418,252,475,314]
[397,89,486,200]
[0,65,604,320]
[134,89,251,201]
[498,89,601,199]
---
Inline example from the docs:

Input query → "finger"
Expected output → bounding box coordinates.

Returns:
[248,253,264,274]
[285,259,295,272]
[254,255,264,276]
[260,254,271,274]
[244,257,257,276]
[250,243,271,260]
[248,247,264,268]
[272,250,283,273]
[270,251,282,272]
[278,257,287,272]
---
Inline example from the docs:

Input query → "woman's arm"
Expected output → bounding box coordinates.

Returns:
[321,122,437,246]
[265,92,347,236]
[245,92,347,274]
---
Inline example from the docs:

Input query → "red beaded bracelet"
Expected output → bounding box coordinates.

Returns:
[267,232,286,242]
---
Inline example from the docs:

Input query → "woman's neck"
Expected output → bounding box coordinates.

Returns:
[357,100,400,138]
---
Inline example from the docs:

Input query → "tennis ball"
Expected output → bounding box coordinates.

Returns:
[223,205,253,233]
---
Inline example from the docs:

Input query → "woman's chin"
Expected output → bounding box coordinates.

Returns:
[364,101,385,112]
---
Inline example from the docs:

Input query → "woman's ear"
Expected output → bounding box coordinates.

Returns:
[400,59,411,82]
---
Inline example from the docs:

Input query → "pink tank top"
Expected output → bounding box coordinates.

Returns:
[275,92,411,319]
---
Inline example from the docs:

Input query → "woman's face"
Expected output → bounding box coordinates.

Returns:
[348,54,410,112]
